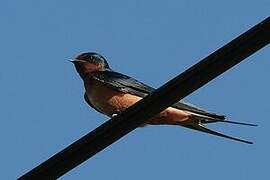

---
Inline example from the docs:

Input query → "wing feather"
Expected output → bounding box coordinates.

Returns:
[90,70,225,120]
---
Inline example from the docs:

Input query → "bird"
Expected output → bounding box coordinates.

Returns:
[70,52,256,144]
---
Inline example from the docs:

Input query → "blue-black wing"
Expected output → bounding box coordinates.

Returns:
[90,70,225,120]
[91,70,153,97]
[86,70,255,144]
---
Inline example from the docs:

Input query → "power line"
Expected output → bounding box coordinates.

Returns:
[18,17,270,179]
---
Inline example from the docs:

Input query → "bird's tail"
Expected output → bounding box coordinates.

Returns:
[178,114,256,144]
[188,112,257,127]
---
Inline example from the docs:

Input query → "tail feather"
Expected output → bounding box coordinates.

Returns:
[182,123,253,144]
[202,119,257,126]
[190,113,257,127]
[176,114,255,144]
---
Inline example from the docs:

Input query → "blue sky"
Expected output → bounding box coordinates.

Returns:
[0,0,269,179]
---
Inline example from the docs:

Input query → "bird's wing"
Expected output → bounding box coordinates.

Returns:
[91,70,224,121]
[91,70,155,97]
[182,123,253,144]
[90,70,255,144]
[172,101,225,120]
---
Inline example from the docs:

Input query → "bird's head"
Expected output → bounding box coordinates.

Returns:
[70,52,110,79]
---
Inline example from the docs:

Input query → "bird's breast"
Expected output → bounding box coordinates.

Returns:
[84,78,142,116]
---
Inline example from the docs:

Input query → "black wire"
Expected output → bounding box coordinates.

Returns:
[18,16,270,180]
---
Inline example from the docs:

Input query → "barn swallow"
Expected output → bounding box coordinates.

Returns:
[71,52,256,144]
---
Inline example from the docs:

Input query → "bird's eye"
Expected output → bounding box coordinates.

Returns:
[89,56,94,60]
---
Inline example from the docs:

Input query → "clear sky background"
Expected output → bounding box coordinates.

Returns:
[0,1,269,179]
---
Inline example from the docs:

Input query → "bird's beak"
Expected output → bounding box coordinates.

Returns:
[69,59,87,64]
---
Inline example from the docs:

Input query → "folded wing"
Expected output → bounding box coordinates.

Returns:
[89,70,255,144]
